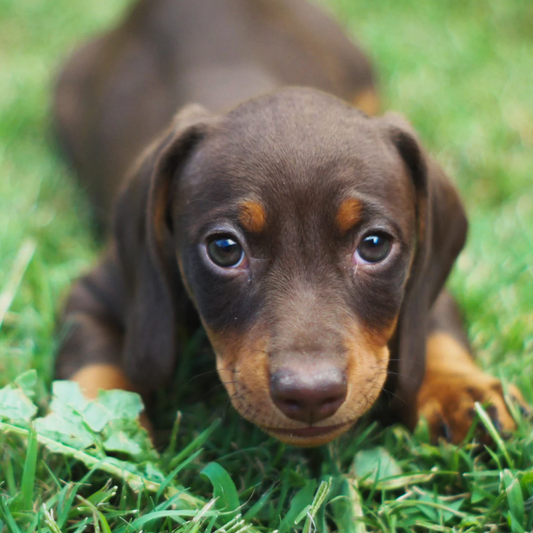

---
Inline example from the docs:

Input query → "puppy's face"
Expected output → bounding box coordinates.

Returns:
[172,90,418,446]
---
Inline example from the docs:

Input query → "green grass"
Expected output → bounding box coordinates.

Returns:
[0,0,532,530]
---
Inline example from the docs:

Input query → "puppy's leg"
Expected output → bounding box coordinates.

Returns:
[56,254,152,433]
[57,256,125,384]
[417,291,526,443]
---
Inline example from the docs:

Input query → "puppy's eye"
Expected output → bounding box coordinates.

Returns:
[356,234,392,264]
[207,236,244,268]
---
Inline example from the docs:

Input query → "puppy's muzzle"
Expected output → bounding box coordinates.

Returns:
[270,361,347,424]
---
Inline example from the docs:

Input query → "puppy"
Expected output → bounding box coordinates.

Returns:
[54,0,521,446]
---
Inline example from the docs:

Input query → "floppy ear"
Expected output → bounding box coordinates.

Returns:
[113,104,215,390]
[383,114,468,428]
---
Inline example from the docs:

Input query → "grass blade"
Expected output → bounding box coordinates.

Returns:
[77,496,112,533]
[128,509,213,529]
[42,503,62,533]
[302,479,332,533]
[474,402,514,468]
[278,480,317,533]
[201,462,241,520]
[330,477,366,533]
[157,448,203,499]
[20,427,38,512]
[170,419,221,469]
[502,469,525,533]
[0,498,23,533]
[0,239,36,332]
[56,484,79,529]
[243,484,275,522]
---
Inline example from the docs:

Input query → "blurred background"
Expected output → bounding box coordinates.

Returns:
[0,0,532,395]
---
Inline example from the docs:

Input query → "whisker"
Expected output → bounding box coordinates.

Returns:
[186,369,221,384]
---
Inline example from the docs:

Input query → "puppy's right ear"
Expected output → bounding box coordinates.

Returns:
[113,104,216,390]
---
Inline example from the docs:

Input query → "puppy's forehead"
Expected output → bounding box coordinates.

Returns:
[180,89,415,225]
[215,89,389,180]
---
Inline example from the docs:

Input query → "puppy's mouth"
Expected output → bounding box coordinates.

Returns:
[262,421,354,446]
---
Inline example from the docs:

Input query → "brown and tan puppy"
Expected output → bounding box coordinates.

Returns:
[54,0,522,446]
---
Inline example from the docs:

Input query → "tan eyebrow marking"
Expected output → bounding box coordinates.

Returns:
[336,198,362,233]
[239,201,267,233]
[352,88,381,116]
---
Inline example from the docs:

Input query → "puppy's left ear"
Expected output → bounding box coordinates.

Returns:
[382,114,468,427]
[113,104,217,390]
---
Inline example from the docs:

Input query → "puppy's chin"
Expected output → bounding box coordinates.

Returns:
[261,420,355,447]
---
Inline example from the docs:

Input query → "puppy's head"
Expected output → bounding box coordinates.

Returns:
[116,88,467,446]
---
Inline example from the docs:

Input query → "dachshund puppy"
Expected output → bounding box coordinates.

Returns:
[54,0,521,446]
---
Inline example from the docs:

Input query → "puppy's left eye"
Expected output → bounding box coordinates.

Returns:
[207,236,245,268]
[356,234,392,264]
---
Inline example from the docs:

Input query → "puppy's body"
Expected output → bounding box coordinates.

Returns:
[55,0,377,226]
[55,0,521,446]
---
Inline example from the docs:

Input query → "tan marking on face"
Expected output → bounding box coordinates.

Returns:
[352,88,381,116]
[336,198,362,233]
[205,325,278,433]
[204,316,395,447]
[239,201,266,233]
[341,323,391,415]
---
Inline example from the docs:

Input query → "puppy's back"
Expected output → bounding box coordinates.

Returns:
[53,0,378,228]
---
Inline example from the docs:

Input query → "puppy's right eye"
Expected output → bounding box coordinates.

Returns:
[207,236,244,268]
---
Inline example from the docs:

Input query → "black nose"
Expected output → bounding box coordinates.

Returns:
[270,365,347,424]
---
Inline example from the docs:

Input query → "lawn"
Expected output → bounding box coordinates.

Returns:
[0,0,532,530]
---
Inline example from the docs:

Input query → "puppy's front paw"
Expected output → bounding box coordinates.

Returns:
[417,333,528,443]
[417,369,527,444]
